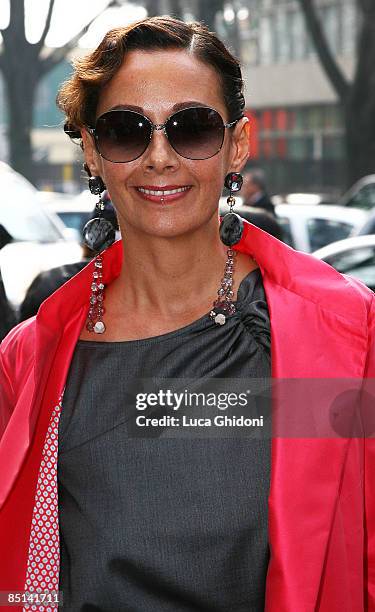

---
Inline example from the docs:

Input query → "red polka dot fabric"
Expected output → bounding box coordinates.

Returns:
[23,397,62,611]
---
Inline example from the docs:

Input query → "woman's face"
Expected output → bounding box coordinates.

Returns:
[83,48,249,239]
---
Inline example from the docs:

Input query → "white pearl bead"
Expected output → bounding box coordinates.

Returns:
[214,313,226,325]
[94,321,106,334]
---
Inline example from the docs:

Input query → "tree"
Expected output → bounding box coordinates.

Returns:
[298,0,375,185]
[0,0,129,184]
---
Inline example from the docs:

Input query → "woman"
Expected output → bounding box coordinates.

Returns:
[0,16,374,612]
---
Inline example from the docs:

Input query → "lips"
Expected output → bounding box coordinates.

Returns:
[136,185,191,196]
[135,184,192,203]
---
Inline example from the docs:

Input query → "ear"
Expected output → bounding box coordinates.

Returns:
[81,129,103,177]
[228,117,250,173]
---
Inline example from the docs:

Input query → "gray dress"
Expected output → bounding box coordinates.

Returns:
[58,268,272,611]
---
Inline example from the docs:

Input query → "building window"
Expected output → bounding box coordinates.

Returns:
[322,135,345,160]
[342,0,358,56]
[274,9,290,63]
[319,4,342,55]
[289,9,314,61]
[252,104,345,162]
[323,105,344,130]
[259,15,274,65]
[246,0,357,65]
[287,135,314,160]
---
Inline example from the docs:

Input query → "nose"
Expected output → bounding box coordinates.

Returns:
[141,126,180,173]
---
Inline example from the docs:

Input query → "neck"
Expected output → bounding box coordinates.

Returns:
[112,216,234,320]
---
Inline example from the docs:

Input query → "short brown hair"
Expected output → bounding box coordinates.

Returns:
[57,16,245,136]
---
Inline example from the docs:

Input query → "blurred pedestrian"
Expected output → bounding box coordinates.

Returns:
[242,169,275,215]
[0,225,16,341]
[0,268,16,342]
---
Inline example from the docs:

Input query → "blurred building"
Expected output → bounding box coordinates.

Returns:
[0,58,83,192]
[0,0,358,194]
[228,0,357,194]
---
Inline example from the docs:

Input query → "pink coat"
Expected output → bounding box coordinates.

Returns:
[0,220,374,611]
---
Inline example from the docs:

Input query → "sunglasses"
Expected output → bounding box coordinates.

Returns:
[87,106,240,163]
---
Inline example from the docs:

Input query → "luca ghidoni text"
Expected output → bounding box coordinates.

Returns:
[136,415,264,427]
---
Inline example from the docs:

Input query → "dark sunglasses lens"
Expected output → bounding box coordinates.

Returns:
[95,111,151,162]
[167,107,225,160]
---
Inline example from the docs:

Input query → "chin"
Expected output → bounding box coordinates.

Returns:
[137,217,209,240]
[144,224,198,239]
[120,205,216,240]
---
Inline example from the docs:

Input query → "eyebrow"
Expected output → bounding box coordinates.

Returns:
[108,100,209,113]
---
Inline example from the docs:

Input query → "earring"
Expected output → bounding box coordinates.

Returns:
[83,177,116,252]
[219,172,244,246]
[83,176,116,335]
[209,172,243,326]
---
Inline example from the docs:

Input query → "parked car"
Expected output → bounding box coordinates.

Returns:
[338,175,375,211]
[219,199,365,252]
[0,162,82,308]
[312,235,375,291]
[274,204,367,252]
[38,190,93,237]
[352,207,375,236]
[272,193,336,206]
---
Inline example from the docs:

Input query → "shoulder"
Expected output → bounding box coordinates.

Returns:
[243,222,374,326]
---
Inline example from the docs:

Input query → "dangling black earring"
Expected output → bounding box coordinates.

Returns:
[82,177,115,252]
[83,176,116,335]
[219,172,244,247]
[209,172,244,326]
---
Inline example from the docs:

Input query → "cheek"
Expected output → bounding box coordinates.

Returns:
[100,162,131,193]
[187,156,227,191]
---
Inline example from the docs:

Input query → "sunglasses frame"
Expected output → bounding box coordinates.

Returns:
[87,106,240,163]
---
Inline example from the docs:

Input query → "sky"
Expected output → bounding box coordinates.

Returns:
[0,0,147,48]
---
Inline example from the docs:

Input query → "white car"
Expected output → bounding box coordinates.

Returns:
[274,204,368,252]
[312,235,375,291]
[0,163,82,308]
[38,190,94,238]
[272,193,336,206]
[338,175,375,211]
